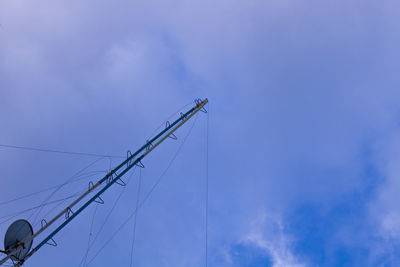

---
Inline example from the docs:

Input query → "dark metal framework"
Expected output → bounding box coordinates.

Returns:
[0,98,208,266]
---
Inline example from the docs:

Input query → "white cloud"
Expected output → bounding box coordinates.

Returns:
[369,130,400,241]
[243,212,306,267]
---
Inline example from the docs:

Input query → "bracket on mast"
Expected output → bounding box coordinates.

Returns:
[12,258,19,266]
[116,178,126,186]
[106,171,116,184]
[135,159,145,168]
[45,239,57,247]
[195,98,208,113]
[146,140,153,151]
[94,196,104,204]
[166,121,177,140]
[127,150,133,168]
[88,181,95,191]
[41,220,57,247]
[65,208,74,220]
[106,171,126,186]
[88,182,105,204]
[180,112,187,119]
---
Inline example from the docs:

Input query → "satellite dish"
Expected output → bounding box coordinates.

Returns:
[4,219,33,261]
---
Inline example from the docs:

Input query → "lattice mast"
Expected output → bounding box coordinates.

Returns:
[0,98,208,266]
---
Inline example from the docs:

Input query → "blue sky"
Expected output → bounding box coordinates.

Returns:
[1,0,400,266]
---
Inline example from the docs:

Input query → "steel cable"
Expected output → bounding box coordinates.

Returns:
[0,144,124,159]
[129,168,142,267]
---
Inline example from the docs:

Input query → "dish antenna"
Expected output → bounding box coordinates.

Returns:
[3,220,33,263]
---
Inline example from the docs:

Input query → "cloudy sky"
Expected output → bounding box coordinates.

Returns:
[1,0,400,266]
